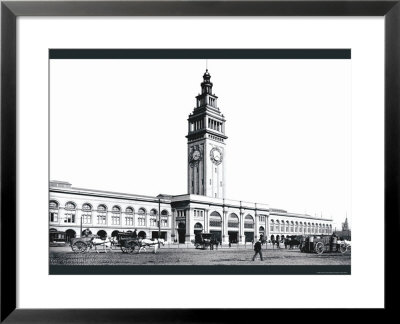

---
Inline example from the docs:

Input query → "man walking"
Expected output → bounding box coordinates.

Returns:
[252,238,263,261]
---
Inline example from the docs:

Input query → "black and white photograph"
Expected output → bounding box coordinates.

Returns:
[49,49,351,274]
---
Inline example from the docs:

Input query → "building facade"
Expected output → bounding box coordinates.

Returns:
[49,70,333,244]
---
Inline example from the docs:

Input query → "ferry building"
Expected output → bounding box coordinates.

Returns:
[49,70,333,244]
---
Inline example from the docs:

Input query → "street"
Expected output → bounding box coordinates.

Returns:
[50,245,351,266]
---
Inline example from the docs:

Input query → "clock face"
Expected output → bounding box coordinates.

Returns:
[210,147,223,165]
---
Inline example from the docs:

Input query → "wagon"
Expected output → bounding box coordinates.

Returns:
[194,233,218,250]
[116,232,141,253]
[300,235,348,255]
[70,236,94,253]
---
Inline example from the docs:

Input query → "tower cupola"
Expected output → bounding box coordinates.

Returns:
[201,69,213,94]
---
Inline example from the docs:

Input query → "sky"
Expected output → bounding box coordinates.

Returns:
[50,58,351,230]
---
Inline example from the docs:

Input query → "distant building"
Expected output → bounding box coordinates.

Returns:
[334,216,351,240]
[49,70,333,244]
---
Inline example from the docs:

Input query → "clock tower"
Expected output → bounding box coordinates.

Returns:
[186,70,227,198]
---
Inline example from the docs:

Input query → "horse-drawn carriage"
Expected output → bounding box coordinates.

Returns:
[300,235,348,255]
[194,233,218,250]
[70,236,94,253]
[70,235,114,253]
[284,235,302,249]
[116,232,141,253]
[70,231,164,254]
[116,232,164,253]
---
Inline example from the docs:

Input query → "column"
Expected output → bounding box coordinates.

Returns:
[170,210,175,243]
[239,211,245,244]
[223,210,229,243]
[254,211,259,241]
[185,208,194,243]
[75,208,82,238]
[204,209,209,233]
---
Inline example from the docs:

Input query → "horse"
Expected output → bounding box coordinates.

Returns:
[271,239,280,249]
[109,236,119,249]
[286,238,301,249]
[91,236,113,253]
[260,236,267,246]
[138,238,165,253]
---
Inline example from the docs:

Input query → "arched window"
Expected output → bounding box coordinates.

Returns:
[311,223,315,234]
[270,219,274,232]
[290,221,294,232]
[161,210,168,227]
[209,211,222,227]
[49,200,59,222]
[97,204,107,224]
[295,221,299,233]
[259,226,265,236]
[275,220,280,232]
[138,208,146,226]
[149,209,158,227]
[280,221,284,232]
[285,221,289,232]
[65,229,76,242]
[125,207,134,226]
[228,213,239,228]
[64,202,76,223]
[244,215,254,229]
[97,230,107,239]
[111,206,121,225]
[82,203,92,224]
[194,223,203,230]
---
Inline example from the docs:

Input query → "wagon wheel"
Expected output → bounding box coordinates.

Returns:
[121,241,136,253]
[71,241,88,253]
[339,243,347,254]
[314,242,324,255]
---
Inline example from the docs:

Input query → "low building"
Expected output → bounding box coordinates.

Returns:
[50,180,332,244]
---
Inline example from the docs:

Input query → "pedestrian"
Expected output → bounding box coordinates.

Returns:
[132,229,138,239]
[276,239,280,249]
[252,239,263,261]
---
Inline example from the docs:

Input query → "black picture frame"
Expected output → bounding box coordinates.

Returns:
[1,0,397,321]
